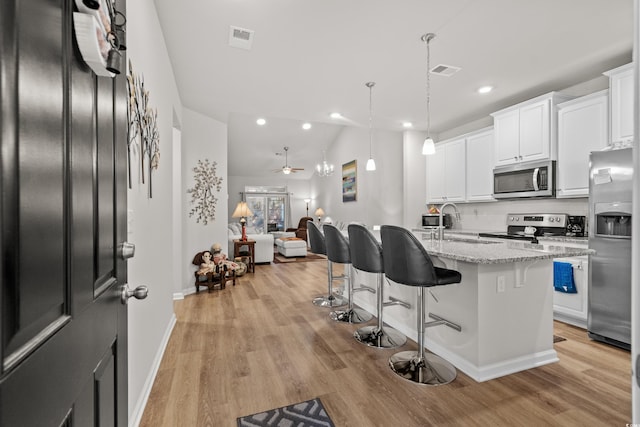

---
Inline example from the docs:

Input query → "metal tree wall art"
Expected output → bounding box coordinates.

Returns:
[127,59,160,197]
[187,159,223,225]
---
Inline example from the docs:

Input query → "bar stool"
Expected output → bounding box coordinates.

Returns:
[380,225,462,386]
[308,221,347,308]
[348,224,409,348]
[323,224,374,323]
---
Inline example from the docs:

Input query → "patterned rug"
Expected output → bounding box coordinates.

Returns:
[273,251,325,264]
[237,397,335,427]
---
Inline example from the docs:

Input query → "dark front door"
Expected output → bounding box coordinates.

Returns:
[1,0,131,425]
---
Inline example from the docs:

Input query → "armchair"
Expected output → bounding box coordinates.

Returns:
[286,216,313,241]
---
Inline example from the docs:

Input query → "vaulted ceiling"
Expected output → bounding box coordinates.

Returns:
[153,0,633,179]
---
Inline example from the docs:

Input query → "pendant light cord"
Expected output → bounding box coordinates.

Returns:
[366,82,375,158]
[422,33,435,139]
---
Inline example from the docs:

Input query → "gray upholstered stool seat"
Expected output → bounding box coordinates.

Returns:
[348,224,409,348]
[323,224,374,323]
[380,225,462,386]
[308,221,347,308]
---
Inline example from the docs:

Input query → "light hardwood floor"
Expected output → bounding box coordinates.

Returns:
[140,258,631,426]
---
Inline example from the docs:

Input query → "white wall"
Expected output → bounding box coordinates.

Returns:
[180,108,229,295]
[126,0,182,424]
[314,126,404,227]
[403,130,427,228]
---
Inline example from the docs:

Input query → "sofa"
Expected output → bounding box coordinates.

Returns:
[227,223,274,263]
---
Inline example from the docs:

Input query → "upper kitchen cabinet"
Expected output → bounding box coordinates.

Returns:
[604,63,633,144]
[557,90,609,198]
[492,92,574,167]
[465,127,495,202]
[426,137,466,203]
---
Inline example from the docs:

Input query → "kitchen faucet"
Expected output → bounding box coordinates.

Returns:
[439,202,461,240]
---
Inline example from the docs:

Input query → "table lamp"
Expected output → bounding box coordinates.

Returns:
[314,207,325,223]
[232,201,254,241]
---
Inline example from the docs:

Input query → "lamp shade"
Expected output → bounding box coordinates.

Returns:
[422,137,436,155]
[314,208,325,217]
[366,158,376,171]
[232,201,253,218]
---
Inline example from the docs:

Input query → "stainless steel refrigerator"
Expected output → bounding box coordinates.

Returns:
[588,147,633,350]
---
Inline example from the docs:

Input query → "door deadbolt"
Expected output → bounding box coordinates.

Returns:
[119,242,135,260]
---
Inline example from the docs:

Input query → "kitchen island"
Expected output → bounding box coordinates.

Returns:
[352,231,594,382]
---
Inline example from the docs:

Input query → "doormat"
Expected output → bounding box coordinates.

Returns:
[553,335,567,343]
[273,251,325,264]
[237,397,335,427]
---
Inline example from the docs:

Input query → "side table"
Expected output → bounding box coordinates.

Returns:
[233,239,255,273]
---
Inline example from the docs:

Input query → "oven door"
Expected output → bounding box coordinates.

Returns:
[493,160,555,199]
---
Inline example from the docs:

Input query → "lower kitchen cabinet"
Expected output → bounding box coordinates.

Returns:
[552,250,589,329]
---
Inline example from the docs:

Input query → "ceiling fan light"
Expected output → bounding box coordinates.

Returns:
[366,158,376,171]
[283,167,292,175]
[422,137,436,155]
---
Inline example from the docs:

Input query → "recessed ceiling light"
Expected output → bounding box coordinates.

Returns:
[402,122,413,128]
[256,118,266,125]
[478,86,493,94]
[302,122,312,130]
[330,112,342,119]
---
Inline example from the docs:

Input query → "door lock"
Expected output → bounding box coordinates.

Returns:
[121,284,148,305]
[119,242,135,260]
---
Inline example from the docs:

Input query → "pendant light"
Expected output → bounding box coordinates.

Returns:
[365,81,376,171]
[421,33,436,155]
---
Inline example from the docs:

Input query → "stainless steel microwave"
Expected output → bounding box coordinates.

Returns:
[422,213,452,228]
[492,160,555,199]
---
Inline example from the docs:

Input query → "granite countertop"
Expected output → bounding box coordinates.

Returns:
[418,235,594,264]
[412,228,589,246]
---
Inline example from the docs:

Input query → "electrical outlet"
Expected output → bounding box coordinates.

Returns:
[496,276,506,293]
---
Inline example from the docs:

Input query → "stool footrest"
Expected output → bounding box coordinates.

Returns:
[427,313,461,332]
[353,285,375,294]
[384,296,411,309]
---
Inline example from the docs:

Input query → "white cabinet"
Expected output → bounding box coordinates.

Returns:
[465,127,495,201]
[552,254,589,329]
[492,92,573,167]
[426,138,466,203]
[543,238,589,328]
[557,90,609,198]
[604,63,633,144]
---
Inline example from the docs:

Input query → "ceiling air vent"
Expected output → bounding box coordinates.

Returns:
[430,64,462,77]
[229,26,255,50]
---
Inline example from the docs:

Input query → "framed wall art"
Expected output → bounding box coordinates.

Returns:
[342,160,357,202]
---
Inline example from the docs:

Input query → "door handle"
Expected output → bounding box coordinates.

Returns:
[532,168,540,191]
[636,354,640,387]
[119,242,135,260]
[121,284,148,305]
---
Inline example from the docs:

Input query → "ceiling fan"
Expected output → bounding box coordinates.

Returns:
[273,146,304,175]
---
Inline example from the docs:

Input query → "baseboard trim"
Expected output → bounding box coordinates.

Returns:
[129,313,177,427]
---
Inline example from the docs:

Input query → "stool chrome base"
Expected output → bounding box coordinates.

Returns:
[329,308,372,323]
[312,294,348,308]
[354,325,406,349]
[389,350,456,385]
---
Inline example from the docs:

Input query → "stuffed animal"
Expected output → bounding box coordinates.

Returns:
[211,242,238,272]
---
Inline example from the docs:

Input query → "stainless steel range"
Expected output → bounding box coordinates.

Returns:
[479,213,572,243]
